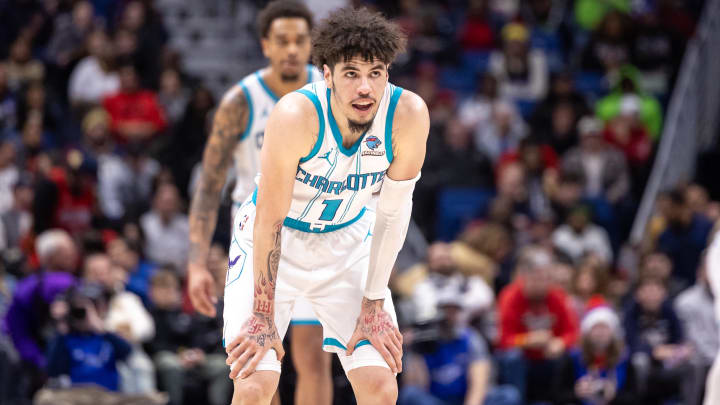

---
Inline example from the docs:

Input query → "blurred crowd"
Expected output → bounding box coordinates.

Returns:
[0,0,714,404]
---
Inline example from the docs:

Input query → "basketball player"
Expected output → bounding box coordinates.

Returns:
[704,231,720,405]
[222,7,429,405]
[186,2,329,404]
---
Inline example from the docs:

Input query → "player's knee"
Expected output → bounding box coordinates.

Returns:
[362,372,398,404]
[232,379,274,405]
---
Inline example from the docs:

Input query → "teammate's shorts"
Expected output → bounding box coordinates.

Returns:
[223,199,396,375]
[232,200,321,325]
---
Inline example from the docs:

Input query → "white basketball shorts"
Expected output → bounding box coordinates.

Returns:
[223,199,397,375]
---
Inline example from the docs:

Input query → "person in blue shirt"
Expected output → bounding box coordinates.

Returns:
[399,287,520,405]
[46,283,131,391]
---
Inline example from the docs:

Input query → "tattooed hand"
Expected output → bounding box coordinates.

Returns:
[346,297,403,373]
[225,312,285,379]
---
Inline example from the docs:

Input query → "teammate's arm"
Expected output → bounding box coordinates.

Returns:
[225,92,317,379]
[187,86,247,317]
[346,90,430,373]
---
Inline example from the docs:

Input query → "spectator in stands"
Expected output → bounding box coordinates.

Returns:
[410,242,495,324]
[46,283,131,391]
[97,138,160,222]
[569,254,610,318]
[83,253,156,394]
[521,0,573,71]
[107,237,155,307]
[458,73,503,135]
[68,29,120,110]
[0,259,17,404]
[102,62,168,144]
[489,22,549,105]
[116,0,168,88]
[553,305,638,405]
[498,136,558,221]
[596,65,663,140]
[3,229,78,397]
[475,100,527,164]
[400,286,521,405]
[496,162,532,220]
[423,117,495,189]
[146,269,230,405]
[562,116,630,204]
[0,175,33,251]
[675,257,719,405]
[574,0,630,31]
[1,37,44,92]
[497,247,578,403]
[0,140,18,215]
[530,72,590,152]
[113,28,138,63]
[458,0,496,51]
[32,150,96,236]
[638,251,686,298]
[46,1,96,71]
[140,182,189,272]
[17,81,61,137]
[623,277,690,405]
[0,65,18,137]
[581,11,632,73]
[657,188,713,287]
[631,9,682,96]
[603,95,653,190]
[552,204,613,264]
[157,69,188,126]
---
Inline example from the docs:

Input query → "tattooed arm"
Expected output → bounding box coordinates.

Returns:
[224,92,317,379]
[187,85,247,317]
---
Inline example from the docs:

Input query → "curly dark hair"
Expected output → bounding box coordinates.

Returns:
[256,0,313,39]
[311,7,407,70]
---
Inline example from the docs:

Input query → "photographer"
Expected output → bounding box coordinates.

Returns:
[45,283,131,391]
[399,287,520,405]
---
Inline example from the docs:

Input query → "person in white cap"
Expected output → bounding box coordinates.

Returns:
[554,305,638,405]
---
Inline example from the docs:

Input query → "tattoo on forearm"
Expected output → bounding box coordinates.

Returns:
[244,223,283,348]
[189,88,248,265]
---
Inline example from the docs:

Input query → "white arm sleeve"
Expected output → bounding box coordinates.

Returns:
[365,172,420,300]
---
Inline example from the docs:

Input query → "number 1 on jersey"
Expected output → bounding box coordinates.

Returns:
[319,199,342,221]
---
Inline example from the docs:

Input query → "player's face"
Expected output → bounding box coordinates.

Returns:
[325,58,388,134]
[261,18,311,82]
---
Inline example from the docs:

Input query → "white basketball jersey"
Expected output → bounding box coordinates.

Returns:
[249,80,403,233]
[232,65,323,203]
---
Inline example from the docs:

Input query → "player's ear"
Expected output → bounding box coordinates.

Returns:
[323,64,332,87]
[260,37,271,59]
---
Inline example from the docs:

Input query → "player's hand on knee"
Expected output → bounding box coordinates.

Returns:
[347,298,403,373]
[188,263,218,317]
[226,313,285,379]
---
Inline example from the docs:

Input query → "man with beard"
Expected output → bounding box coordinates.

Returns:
[186,2,326,405]
[220,7,428,404]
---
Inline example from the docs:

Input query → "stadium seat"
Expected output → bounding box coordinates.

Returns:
[435,188,495,241]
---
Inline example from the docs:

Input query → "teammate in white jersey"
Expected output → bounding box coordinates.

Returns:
[186,2,330,405]
[222,7,429,405]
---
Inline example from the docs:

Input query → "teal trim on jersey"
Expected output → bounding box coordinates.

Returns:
[255,71,280,102]
[326,89,368,157]
[298,148,339,221]
[322,337,371,350]
[290,320,322,326]
[284,207,366,233]
[222,338,225,348]
[296,89,325,163]
[385,86,403,163]
[238,81,254,141]
[337,150,361,222]
[251,187,257,204]
[306,65,313,83]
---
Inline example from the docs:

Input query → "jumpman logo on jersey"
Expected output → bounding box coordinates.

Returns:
[318,149,334,165]
[364,228,373,242]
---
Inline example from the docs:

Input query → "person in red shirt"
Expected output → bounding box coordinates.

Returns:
[496,246,579,403]
[102,61,167,144]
